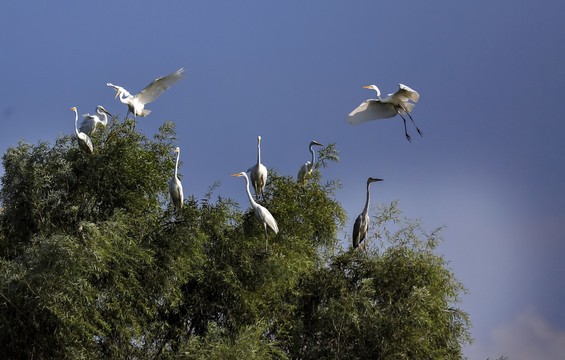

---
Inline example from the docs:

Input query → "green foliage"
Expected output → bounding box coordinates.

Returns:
[286,201,471,359]
[0,124,470,359]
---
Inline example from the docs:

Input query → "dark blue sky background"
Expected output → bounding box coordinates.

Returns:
[1,1,564,358]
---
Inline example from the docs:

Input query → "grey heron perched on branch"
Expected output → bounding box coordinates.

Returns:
[352,177,383,249]
[297,140,323,184]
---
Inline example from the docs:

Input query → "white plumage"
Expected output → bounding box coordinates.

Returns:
[347,84,422,142]
[247,136,268,198]
[232,171,278,251]
[79,105,111,135]
[107,68,185,124]
[71,107,93,154]
[169,147,184,213]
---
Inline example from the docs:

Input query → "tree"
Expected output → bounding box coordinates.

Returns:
[287,201,471,359]
[0,120,470,359]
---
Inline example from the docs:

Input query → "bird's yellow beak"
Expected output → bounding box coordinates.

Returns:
[174,148,179,153]
[363,86,371,89]
[115,89,120,98]
[70,107,76,110]
[231,173,242,177]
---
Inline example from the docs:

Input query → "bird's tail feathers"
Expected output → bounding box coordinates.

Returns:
[400,103,415,114]
[141,109,151,117]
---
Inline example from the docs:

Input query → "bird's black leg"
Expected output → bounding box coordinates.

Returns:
[265,226,269,252]
[406,112,423,137]
[396,109,412,142]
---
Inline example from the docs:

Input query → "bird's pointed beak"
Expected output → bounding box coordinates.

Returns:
[363,86,371,89]
[114,89,120,98]
[231,173,242,177]
[103,109,112,116]
[70,107,76,111]
[315,141,323,146]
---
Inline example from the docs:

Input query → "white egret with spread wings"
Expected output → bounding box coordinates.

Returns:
[346,84,421,142]
[107,68,185,125]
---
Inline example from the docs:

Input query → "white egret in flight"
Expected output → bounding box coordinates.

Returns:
[346,84,421,142]
[297,140,323,183]
[232,171,279,251]
[247,136,268,198]
[352,177,383,249]
[107,68,185,125]
[169,147,184,213]
[71,107,93,154]
[80,105,112,135]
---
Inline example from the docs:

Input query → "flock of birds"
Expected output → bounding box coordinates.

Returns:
[69,68,422,251]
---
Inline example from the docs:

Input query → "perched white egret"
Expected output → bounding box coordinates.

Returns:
[352,177,383,249]
[346,84,422,142]
[80,105,112,135]
[107,68,185,125]
[247,136,268,198]
[297,140,323,183]
[232,171,279,251]
[71,107,93,154]
[169,147,184,213]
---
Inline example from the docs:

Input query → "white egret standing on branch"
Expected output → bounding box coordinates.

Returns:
[352,177,383,249]
[71,107,93,154]
[107,68,185,126]
[80,105,112,135]
[169,147,184,213]
[346,84,421,142]
[297,140,323,183]
[232,171,278,251]
[247,136,268,198]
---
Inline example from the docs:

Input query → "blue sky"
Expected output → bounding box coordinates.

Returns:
[1,1,564,358]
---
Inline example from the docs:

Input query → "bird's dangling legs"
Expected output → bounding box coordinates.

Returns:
[396,109,412,142]
[406,112,423,137]
[264,226,269,253]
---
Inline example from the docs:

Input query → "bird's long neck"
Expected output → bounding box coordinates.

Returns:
[174,150,180,180]
[244,174,259,209]
[257,142,261,166]
[99,109,109,126]
[73,109,79,136]
[119,92,128,104]
[309,144,316,166]
[362,182,371,215]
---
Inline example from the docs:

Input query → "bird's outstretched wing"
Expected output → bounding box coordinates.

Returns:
[395,84,419,102]
[346,99,397,125]
[136,68,185,105]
